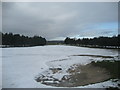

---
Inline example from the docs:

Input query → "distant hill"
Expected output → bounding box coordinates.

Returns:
[47,41,64,45]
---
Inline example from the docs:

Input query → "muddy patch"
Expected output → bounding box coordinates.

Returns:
[65,64,111,87]
[35,63,111,87]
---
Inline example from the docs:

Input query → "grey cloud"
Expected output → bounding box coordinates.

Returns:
[2,2,118,40]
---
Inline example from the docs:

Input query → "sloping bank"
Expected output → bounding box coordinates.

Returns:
[35,60,120,88]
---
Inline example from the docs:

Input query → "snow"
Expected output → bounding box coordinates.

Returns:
[43,81,59,84]
[1,45,119,88]
[76,79,120,88]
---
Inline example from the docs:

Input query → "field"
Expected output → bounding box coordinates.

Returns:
[1,45,120,88]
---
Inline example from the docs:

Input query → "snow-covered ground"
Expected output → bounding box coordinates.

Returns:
[1,45,119,88]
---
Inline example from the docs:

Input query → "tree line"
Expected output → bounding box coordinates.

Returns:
[64,35,120,47]
[1,32,46,47]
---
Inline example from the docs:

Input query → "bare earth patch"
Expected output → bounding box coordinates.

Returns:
[63,64,111,87]
[35,63,111,87]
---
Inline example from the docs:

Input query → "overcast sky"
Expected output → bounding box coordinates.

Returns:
[2,2,118,40]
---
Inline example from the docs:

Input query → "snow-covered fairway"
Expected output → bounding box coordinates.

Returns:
[2,45,119,88]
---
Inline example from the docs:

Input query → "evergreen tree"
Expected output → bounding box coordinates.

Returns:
[64,35,119,47]
[2,32,46,47]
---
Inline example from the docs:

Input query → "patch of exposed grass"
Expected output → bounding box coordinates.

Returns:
[91,60,120,79]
